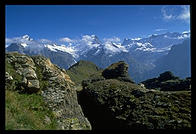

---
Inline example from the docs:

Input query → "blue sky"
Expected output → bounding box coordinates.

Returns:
[6,5,190,43]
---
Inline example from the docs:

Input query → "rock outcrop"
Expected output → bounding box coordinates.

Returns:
[102,61,134,83]
[141,71,191,91]
[79,62,191,129]
[5,52,91,130]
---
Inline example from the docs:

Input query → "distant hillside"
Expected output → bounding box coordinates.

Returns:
[67,60,101,85]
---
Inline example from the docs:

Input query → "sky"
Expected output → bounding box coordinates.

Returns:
[6,5,190,43]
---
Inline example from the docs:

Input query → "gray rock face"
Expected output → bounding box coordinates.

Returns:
[23,68,38,79]
[32,56,91,130]
[5,72,13,81]
[5,52,91,130]
[27,79,40,89]
[5,53,40,93]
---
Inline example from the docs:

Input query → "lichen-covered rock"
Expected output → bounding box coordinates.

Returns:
[5,72,13,81]
[5,52,91,130]
[27,79,40,89]
[5,52,40,93]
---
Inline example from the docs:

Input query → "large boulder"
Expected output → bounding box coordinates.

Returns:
[102,61,134,83]
[102,61,128,78]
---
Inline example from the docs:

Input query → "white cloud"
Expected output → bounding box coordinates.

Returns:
[38,39,52,44]
[155,29,168,32]
[59,37,74,43]
[82,35,94,42]
[131,38,141,41]
[161,7,174,20]
[161,6,190,23]
[103,37,121,43]
[177,6,190,23]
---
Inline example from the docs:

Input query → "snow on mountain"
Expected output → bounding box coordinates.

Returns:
[6,32,190,57]
[72,35,102,56]
[21,43,28,48]
[22,35,33,41]
[44,44,78,58]
[103,42,128,54]
[6,31,191,82]
[122,31,190,53]
[71,35,128,57]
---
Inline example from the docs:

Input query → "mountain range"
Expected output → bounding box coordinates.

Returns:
[6,31,191,82]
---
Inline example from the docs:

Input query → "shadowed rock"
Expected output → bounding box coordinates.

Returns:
[79,63,191,129]
[141,71,191,91]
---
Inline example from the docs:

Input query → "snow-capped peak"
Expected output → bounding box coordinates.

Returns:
[103,42,128,54]
[22,35,33,41]
[21,43,28,48]
[122,31,190,53]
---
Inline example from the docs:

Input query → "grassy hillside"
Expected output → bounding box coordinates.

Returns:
[5,54,58,130]
[6,90,58,130]
[67,60,101,86]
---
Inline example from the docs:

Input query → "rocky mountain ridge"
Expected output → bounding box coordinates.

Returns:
[6,31,191,82]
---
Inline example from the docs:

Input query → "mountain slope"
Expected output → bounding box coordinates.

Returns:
[67,60,101,85]
[152,39,191,79]
[7,42,77,69]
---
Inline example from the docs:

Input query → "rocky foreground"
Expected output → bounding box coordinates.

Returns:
[5,52,91,130]
[5,52,191,130]
[79,61,191,129]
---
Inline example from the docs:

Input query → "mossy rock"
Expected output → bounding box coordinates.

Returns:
[102,61,129,79]
[79,78,191,129]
